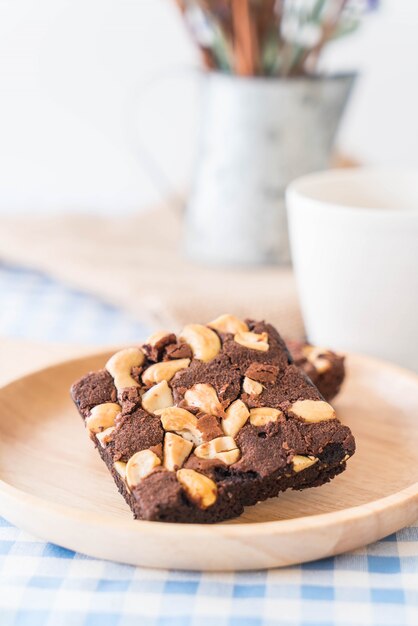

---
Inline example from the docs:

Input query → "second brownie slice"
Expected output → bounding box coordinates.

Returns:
[71,315,355,523]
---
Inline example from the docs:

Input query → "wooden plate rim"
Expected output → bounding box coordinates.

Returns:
[0,475,417,539]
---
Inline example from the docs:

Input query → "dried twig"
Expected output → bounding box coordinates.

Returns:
[231,0,256,75]
[173,0,375,76]
[305,0,350,72]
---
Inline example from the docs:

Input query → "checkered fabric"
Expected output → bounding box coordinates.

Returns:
[0,263,417,626]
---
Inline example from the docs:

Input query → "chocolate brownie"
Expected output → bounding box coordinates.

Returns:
[287,340,345,401]
[71,315,355,524]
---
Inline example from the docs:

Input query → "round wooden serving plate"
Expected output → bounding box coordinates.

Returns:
[0,351,417,571]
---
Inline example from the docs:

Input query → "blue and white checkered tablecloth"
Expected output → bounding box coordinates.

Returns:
[0,263,417,626]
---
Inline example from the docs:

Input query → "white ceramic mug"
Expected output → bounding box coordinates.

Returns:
[286,168,418,372]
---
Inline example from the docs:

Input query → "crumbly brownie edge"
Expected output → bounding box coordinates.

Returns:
[93,427,351,522]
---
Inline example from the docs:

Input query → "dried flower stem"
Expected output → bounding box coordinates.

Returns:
[231,0,257,75]
[174,0,376,76]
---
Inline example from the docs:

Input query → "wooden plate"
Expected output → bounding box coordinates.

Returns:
[0,351,417,571]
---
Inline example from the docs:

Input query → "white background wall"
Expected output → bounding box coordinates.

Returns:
[0,0,416,214]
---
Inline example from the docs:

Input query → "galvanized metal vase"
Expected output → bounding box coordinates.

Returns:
[185,72,355,266]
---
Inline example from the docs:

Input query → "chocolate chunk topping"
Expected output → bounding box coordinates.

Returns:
[245,363,279,384]
[143,333,176,362]
[244,364,319,410]
[196,414,224,442]
[184,455,225,475]
[164,342,193,360]
[119,387,142,414]
[130,366,145,385]
[149,443,163,460]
